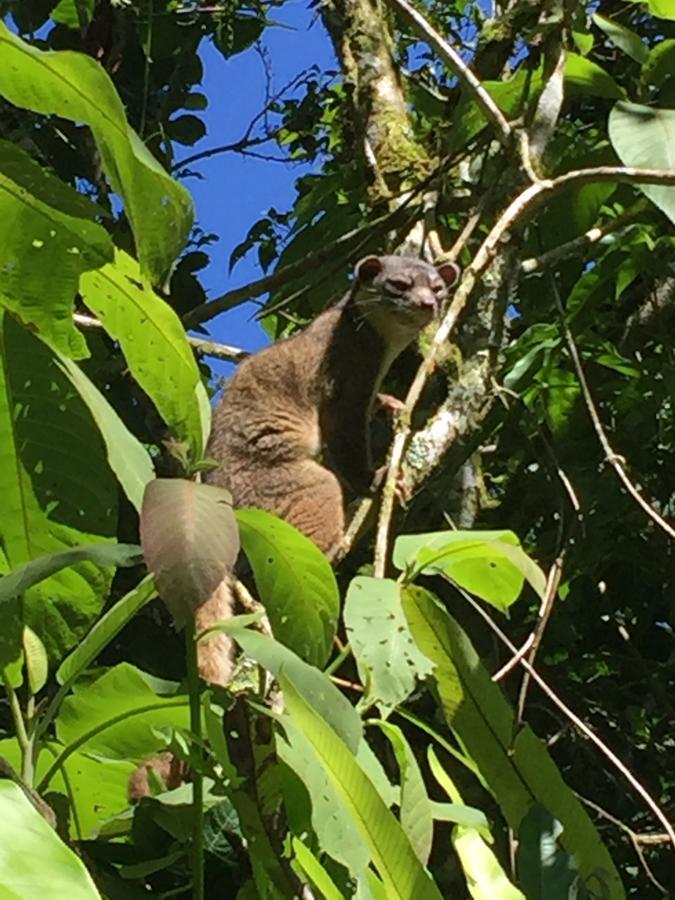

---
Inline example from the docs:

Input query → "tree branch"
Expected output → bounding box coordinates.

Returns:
[386,0,512,145]
[373,164,675,575]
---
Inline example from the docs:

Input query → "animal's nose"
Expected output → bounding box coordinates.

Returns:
[414,287,437,309]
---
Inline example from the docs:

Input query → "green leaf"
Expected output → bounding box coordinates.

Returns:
[42,663,189,791]
[0,139,112,359]
[516,805,581,900]
[280,676,443,900]
[0,543,142,605]
[233,627,362,750]
[167,114,207,146]
[0,23,193,284]
[55,354,155,511]
[646,0,675,20]
[402,586,625,900]
[141,479,240,627]
[609,102,675,225]
[642,39,675,89]
[51,0,94,28]
[0,315,117,660]
[343,576,434,713]
[0,781,101,898]
[394,530,546,610]
[592,14,648,64]
[23,625,48,694]
[236,508,339,668]
[572,31,594,56]
[564,53,624,99]
[79,249,206,455]
[292,838,343,900]
[453,827,526,900]
[56,575,157,689]
[374,721,433,864]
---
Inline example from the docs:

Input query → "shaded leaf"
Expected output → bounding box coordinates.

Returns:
[344,576,434,713]
[0,139,112,359]
[609,101,675,224]
[564,54,624,99]
[0,23,193,283]
[236,508,339,667]
[375,721,433,864]
[402,586,625,899]
[642,39,675,88]
[141,478,239,627]
[0,781,101,898]
[280,676,443,900]
[592,14,648,64]
[0,315,117,660]
[516,805,581,900]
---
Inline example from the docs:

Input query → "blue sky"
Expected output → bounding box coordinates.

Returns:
[185,1,335,375]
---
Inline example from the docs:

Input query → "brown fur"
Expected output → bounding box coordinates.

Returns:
[196,255,459,685]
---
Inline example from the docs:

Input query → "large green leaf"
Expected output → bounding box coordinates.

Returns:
[343,576,434,713]
[592,14,648,64]
[394,530,546,610]
[453,827,526,900]
[564,53,624,99]
[41,663,190,792]
[236,508,339,668]
[0,23,193,284]
[232,627,362,750]
[646,0,675,20]
[0,544,141,605]
[374,722,433,865]
[280,676,443,900]
[608,101,675,225]
[80,250,207,455]
[141,478,239,627]
[0,736,134,841]
[0,781,101,897]
[0,315,117,660]
[402,586,625,899]
[642,38,675,89]
[56,355,155,511]
[0,140,112,359]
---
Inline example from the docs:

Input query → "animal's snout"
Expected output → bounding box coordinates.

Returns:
[413,287,438,309]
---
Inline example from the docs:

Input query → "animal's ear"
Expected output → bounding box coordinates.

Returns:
[355,256,382,282]
[436,261,460,287]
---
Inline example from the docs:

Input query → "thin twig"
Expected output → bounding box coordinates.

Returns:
[550,277,675,542]
[516,557,562,724]
[456,585,675,851]
[386,0,512,144]
[372,165,675,575]
[578,794,671,895]
[73,312,248,363]
[522,203,646,273]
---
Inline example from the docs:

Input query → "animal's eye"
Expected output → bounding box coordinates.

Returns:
[386,278,412,292]
[431,281,445,293]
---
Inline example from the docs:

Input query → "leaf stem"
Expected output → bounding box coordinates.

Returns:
[185,618,204,900]
[3,674,34,786]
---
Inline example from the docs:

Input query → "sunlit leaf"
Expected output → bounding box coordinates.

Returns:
[0,781,101,898]
[564,53,624,99]
[236,508,339,667]
[592,14,648,63]
[80,249,207,456]
[0,22,193,283]
[453,827,526,900]
[0,140,112,359]
[609,101,675,224]
[344,576,434,712]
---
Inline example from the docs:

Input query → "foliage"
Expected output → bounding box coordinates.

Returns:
[0,0,673,898]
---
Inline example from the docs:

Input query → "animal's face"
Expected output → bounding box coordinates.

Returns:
[353,255,460,333]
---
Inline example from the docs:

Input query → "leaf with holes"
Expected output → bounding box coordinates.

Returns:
[344,576,434,713]
[0,140,112,359]
[0,22,192,284]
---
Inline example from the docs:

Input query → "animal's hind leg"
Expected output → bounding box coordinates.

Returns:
[269,459,345,556]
